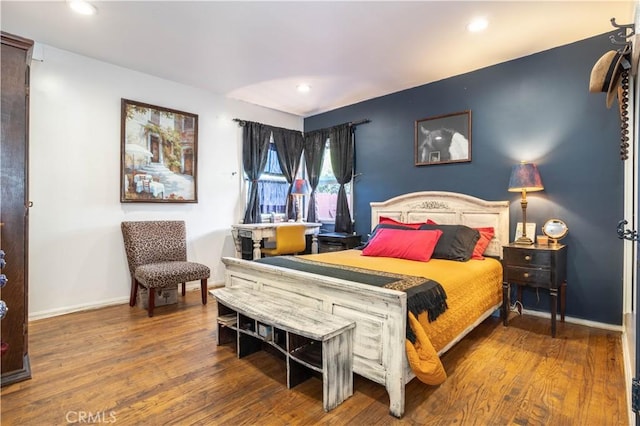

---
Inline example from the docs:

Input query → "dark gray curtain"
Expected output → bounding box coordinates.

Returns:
[329,123,354,233]
[303,130,327,223]
[272,128,304,220]
[242,122,270,224]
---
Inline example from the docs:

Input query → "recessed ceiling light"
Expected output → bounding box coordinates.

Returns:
[296,84,311,93]
[68,0,97,16]
[467,17,488,33]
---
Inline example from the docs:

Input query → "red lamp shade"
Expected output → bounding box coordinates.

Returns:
[292,179,310,195]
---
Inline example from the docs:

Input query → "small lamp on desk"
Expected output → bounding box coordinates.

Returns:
[291,178,310,222]
[508,161,544,245]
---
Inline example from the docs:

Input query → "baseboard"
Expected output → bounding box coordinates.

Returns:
[0,354,31,387]
[30,291,625,330]
[29,281,225,321]
[520,308,624,332]
[29,296,130,321]
[622,329,634,426]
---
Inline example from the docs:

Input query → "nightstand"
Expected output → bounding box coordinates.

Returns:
[318,232,361,253]
[501,243,568,337]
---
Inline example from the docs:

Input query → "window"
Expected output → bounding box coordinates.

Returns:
[175,115,195,132]
[257,142,288,214]
[150,109,160,125]
[315,140,352,223]
[247,136,352,223]
[183,116,195,131]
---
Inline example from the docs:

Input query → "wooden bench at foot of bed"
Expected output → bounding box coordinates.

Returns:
[210,287,356,412]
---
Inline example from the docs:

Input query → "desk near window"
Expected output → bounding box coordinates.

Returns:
[232,222,322,260]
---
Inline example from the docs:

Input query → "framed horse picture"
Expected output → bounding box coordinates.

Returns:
[120,99,198,203]
[415,110,471,166]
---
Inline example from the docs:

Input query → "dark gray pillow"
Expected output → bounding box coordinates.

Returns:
[418,224,480,261]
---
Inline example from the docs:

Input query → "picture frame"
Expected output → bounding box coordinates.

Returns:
[120,99,198,203]
[515,222,536,241]
[415,110,471,166]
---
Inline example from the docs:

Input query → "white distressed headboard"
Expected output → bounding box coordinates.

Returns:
[370,191,509,258]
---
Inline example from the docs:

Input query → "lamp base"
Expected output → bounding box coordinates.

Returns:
[295,196,304,222]
[514,236,535,246]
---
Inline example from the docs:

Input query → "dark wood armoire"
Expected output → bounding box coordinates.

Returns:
[1,32,33,386]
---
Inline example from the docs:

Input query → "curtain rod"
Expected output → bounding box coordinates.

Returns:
[232,119,303,134]
[349,119,371,126]
[304,119,370,136]
[233,118,371,130]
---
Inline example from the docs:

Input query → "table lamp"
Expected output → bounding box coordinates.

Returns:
[508,161,544,245]
[291,178,310,222]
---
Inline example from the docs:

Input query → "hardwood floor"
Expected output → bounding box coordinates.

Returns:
[1,290,628,425]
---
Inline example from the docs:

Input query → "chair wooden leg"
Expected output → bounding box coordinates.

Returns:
[129,276,138,307]
[182,282,186,296]
[201,279,208,305]
[148,287,155,317]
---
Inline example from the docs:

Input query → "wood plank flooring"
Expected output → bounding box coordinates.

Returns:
[0,290,629,425]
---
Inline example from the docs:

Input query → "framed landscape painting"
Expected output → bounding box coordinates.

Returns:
[415,110,471,166]
[120,99,198,203]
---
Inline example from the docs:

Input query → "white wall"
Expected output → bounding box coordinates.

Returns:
[28,44,302,319]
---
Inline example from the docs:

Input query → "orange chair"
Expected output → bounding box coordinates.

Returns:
[261,224,307,256]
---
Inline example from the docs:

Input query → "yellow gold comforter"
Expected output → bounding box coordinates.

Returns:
[301,249,503,385]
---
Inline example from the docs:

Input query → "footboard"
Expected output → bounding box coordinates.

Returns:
[221,256,409,417]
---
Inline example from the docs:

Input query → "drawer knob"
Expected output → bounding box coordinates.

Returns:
[524,255,531,261]
[523,272,530,278]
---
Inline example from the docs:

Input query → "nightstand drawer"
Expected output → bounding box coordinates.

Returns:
[505,266,551,285]
[320,242,348,253]
[503,248,550,267]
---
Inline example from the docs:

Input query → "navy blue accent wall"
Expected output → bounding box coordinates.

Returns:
[305,33,624,325]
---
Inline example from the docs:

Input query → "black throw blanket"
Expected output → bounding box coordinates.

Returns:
[255,256,448,343]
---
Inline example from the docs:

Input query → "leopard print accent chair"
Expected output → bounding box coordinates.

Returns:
[121,220,210,317]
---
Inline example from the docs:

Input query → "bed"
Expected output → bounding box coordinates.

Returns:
[221,191,509,417]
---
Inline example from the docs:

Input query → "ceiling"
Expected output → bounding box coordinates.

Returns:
[1,1,636,117]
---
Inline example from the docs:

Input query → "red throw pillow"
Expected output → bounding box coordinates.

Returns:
[471,227,495,260]
[426,219,438,225]
[379,216,425,229]
[362,228,443,262]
